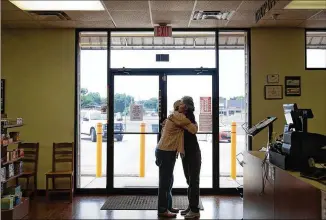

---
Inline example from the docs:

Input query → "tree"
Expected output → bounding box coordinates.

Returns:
[81,88,88,95]
[114,93,134,113]
[143,97,158,111]
[80,88,102,108]
[230,96,244,100]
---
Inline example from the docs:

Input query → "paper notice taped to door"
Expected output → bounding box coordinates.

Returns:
[199,114,212,132]
[130,104,143,121]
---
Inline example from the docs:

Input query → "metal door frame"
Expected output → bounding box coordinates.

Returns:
[107,68,222,194]
[75,29,251,195]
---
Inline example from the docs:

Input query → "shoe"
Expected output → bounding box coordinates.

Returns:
[181,207,191,216]
[157,211,177,218]
[184,211,200,219]
[169,208,179,213]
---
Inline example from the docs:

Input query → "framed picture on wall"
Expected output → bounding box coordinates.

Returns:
[267,74,279,83]
[264,85,283,100]
[285,76,301,96]
[1,79,4,114]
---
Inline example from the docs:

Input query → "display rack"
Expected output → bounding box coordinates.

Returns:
[1,117,29,220]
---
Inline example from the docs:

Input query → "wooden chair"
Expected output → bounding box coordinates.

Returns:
[17,143,39,197]
[45,142,74,202]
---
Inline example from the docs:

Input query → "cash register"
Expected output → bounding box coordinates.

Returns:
[269,103,326,180]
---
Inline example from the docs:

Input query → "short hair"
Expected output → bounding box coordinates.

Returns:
[173,100,182,111]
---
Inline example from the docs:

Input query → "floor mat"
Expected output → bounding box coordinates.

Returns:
[100,195,204,210]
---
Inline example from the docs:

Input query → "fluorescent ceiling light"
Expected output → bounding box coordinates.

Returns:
[284,0,326,9]
[10,1,105,11]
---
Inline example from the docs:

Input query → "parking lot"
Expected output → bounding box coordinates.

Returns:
[78,113,246,188]
[78,133,245,188]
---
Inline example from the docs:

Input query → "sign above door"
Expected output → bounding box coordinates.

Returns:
[154,25,172,38]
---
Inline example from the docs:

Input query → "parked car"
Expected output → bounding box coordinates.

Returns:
[81,110,125,142]
[219,123,231,142]
[197,123,231,143]
[81,110,107,142]
[114,122,124,141]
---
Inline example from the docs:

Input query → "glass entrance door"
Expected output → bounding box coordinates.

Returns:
[166,75,214,189]
[112,74,161,188]
[109,69,216,192]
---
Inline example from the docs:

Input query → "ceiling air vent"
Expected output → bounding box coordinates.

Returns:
[192,11,235,21]
[28,11,71,21]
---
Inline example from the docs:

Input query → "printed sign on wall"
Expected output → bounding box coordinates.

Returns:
[130,104,143,121]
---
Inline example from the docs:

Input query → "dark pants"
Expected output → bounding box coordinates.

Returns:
[182,151,201,212]
[155,148,177,213]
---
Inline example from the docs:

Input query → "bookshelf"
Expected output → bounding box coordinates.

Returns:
[1,116,29,220]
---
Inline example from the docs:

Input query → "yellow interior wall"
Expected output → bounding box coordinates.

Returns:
[251,28,326,150]
[2,28,326,188]
[1,29,75,189]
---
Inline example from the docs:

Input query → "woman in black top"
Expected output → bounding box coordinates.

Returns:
[180,96,202,219]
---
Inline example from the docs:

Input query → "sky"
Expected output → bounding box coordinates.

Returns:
[307,49,326,68]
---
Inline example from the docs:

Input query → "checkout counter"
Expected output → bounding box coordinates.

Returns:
[243,103,326,219]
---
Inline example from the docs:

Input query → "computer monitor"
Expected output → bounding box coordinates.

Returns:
[283,103,303,132]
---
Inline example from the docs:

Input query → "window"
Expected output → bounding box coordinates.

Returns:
[110,31,216,68]
[306,31,326,69]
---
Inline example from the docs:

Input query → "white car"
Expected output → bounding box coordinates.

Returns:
[81,110,107,142]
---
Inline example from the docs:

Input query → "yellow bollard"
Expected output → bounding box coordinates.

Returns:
[231,122,237,180]
[96,123,103,178]
[140,123,146,177]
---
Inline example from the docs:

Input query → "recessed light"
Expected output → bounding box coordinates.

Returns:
[284,0,326,9]
[10,1,105,11]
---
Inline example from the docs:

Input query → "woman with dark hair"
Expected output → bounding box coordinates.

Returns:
[155,100,198,218]
[180,96,202,219]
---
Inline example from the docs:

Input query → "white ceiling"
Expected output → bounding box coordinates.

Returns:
[1,0,326,28]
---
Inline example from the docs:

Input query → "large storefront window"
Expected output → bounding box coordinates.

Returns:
[76,30,250,192]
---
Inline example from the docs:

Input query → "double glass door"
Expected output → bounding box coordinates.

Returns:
[109,69,216,192]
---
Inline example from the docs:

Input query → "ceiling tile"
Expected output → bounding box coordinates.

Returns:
[237,1,265,11]
[195,1,242,11]
[309,10,326,20]
[152,11,191,24]
[165,20,190,28]
[150,1,195,11]
[109,11,152,27]
[65,11,111,21]
[299,20,326,28]
[226,20,257,28]
[38,21,77,28]
[263,9,321,20]
[189,20,228,28]
[1,10,33,21]
[103,1,149,11]
[74,21,116,28]
[38,20,115,28]
[230,10,255,22]
[257,19,304,27]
